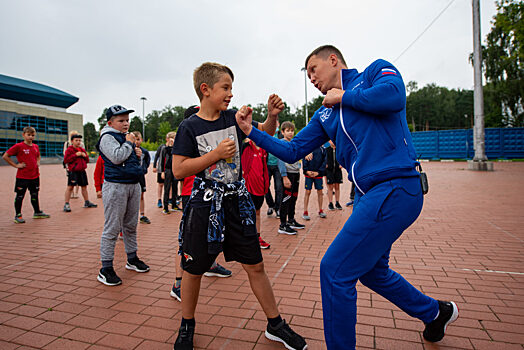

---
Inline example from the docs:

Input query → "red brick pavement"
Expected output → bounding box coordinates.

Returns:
[0,162,523,349]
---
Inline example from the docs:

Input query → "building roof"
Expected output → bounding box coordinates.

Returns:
[0,73,79,109]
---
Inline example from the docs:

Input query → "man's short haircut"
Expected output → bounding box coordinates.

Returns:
[131,131,142,139]
[23,126,36,134]
[305,45,347,68]
[71,134,83,141]
[193,62,234,101]
[166,131,176,139]
[281,121,295,132]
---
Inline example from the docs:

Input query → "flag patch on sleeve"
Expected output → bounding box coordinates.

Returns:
[381,68,397,75]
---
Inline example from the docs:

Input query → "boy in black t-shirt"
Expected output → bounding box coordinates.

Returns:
[171,62,307,350]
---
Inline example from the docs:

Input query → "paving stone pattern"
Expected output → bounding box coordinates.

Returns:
[0,162,522,349]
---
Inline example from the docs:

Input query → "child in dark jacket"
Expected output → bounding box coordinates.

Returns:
[132,131,151,224]
[302,146,327,220]
[63,134,97,212]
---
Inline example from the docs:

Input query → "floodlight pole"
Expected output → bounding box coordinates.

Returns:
[468,0,492,170]
[301,67,309,124]
[140,97,147,140]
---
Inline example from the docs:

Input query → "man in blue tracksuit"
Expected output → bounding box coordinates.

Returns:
[236,45,459,349]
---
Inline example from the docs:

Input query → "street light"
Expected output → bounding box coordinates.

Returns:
[140,97,147,140]
[301,67,308,124]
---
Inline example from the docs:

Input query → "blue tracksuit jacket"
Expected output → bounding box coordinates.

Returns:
[249,59,419,193]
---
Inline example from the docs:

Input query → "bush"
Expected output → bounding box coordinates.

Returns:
[141,140,160,151]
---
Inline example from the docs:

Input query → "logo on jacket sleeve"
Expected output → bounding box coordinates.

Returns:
[381,68,397,76]
[319,108,333,123]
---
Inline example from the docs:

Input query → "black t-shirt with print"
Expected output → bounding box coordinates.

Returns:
[172,109,258,184]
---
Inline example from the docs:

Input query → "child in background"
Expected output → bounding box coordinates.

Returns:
[302,146,327,220]
[325,140,343,210]
[2,126,50,223]
[153,135,169,208]
[63,134,97,212]
[277,121,305,235]
[242,139,271,249]
[132,131,151,224]
[94,155,104,199]
[160,132,180,214]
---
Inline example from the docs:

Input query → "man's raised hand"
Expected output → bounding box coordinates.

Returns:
[322,88,344,108]
[235,105,253,136]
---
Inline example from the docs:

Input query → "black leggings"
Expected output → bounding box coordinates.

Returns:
[14,178,41,215]
[280,173,299,225]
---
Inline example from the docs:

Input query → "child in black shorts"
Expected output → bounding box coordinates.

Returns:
[171,62,306,350]
[63,134,97,212]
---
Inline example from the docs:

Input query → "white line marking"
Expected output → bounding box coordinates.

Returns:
[488,221,523,243]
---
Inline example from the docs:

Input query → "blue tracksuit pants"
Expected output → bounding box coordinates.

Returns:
[320,176,438,349]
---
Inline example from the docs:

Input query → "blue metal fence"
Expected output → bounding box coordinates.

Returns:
[411,128,524,159]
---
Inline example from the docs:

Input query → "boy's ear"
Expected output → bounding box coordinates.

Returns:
[200,83,210,97]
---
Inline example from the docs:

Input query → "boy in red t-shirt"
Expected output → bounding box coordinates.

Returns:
[2,126,50,223]
[242,139,271,249]
[63,134,97,212]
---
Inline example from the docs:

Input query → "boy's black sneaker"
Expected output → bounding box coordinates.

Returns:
[126,257,150,273]
[63,203,71,212]
[265,319,307,350]
[139,215,151,224]
[267,207,274,216]
[174,323,194,350]
[170,284,181,301]
[287,219,305,230]
[84,201,98,208]
[275,209,280,218]
[14,214,25,224]
[327,202,335,211]
[335,202,343,210]
[97,267,122,286]
[204,263,232,278]
[33,211,50,219]
[423,300,459,342]
[278,224,297,235]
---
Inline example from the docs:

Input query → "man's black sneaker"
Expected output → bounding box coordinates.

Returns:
[174,323,194,350]
[63,203,71,212]
[265,319,307,350]
[335,202,343,210]
[139,215,151,224]
[278,224,297,235]
[287,219,305,230]
[125,257,150,273]
[84,201,98,208]
[267,207,274,216]
[423,300,459,342]
[97,267,122,286]
[275,209,280,218]
[327,202,335,211]
[14,214,25,224]
[33,211,50,219]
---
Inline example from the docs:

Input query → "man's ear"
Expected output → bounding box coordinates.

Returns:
[329,54,338,67]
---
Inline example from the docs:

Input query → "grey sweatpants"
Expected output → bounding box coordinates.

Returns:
[100,181,141,262]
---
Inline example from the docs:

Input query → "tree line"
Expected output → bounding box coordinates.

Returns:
[82,0,521,151]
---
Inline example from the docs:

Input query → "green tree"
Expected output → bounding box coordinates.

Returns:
[83,122,98,152]
[158,121,172,142]
[97,108,108,130]
[129,116,143,135]
[481,0,523,126]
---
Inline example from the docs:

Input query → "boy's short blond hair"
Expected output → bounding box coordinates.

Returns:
[23,126,36,134]
[131,131,142,139]
[166,131,176,139]
[280,121,295,132]
[193,62,234,101]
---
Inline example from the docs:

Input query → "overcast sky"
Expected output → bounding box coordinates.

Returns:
[1,0,498,127]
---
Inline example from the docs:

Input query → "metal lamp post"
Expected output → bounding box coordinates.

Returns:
[301,67,309,124]
[140,97,147,140]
